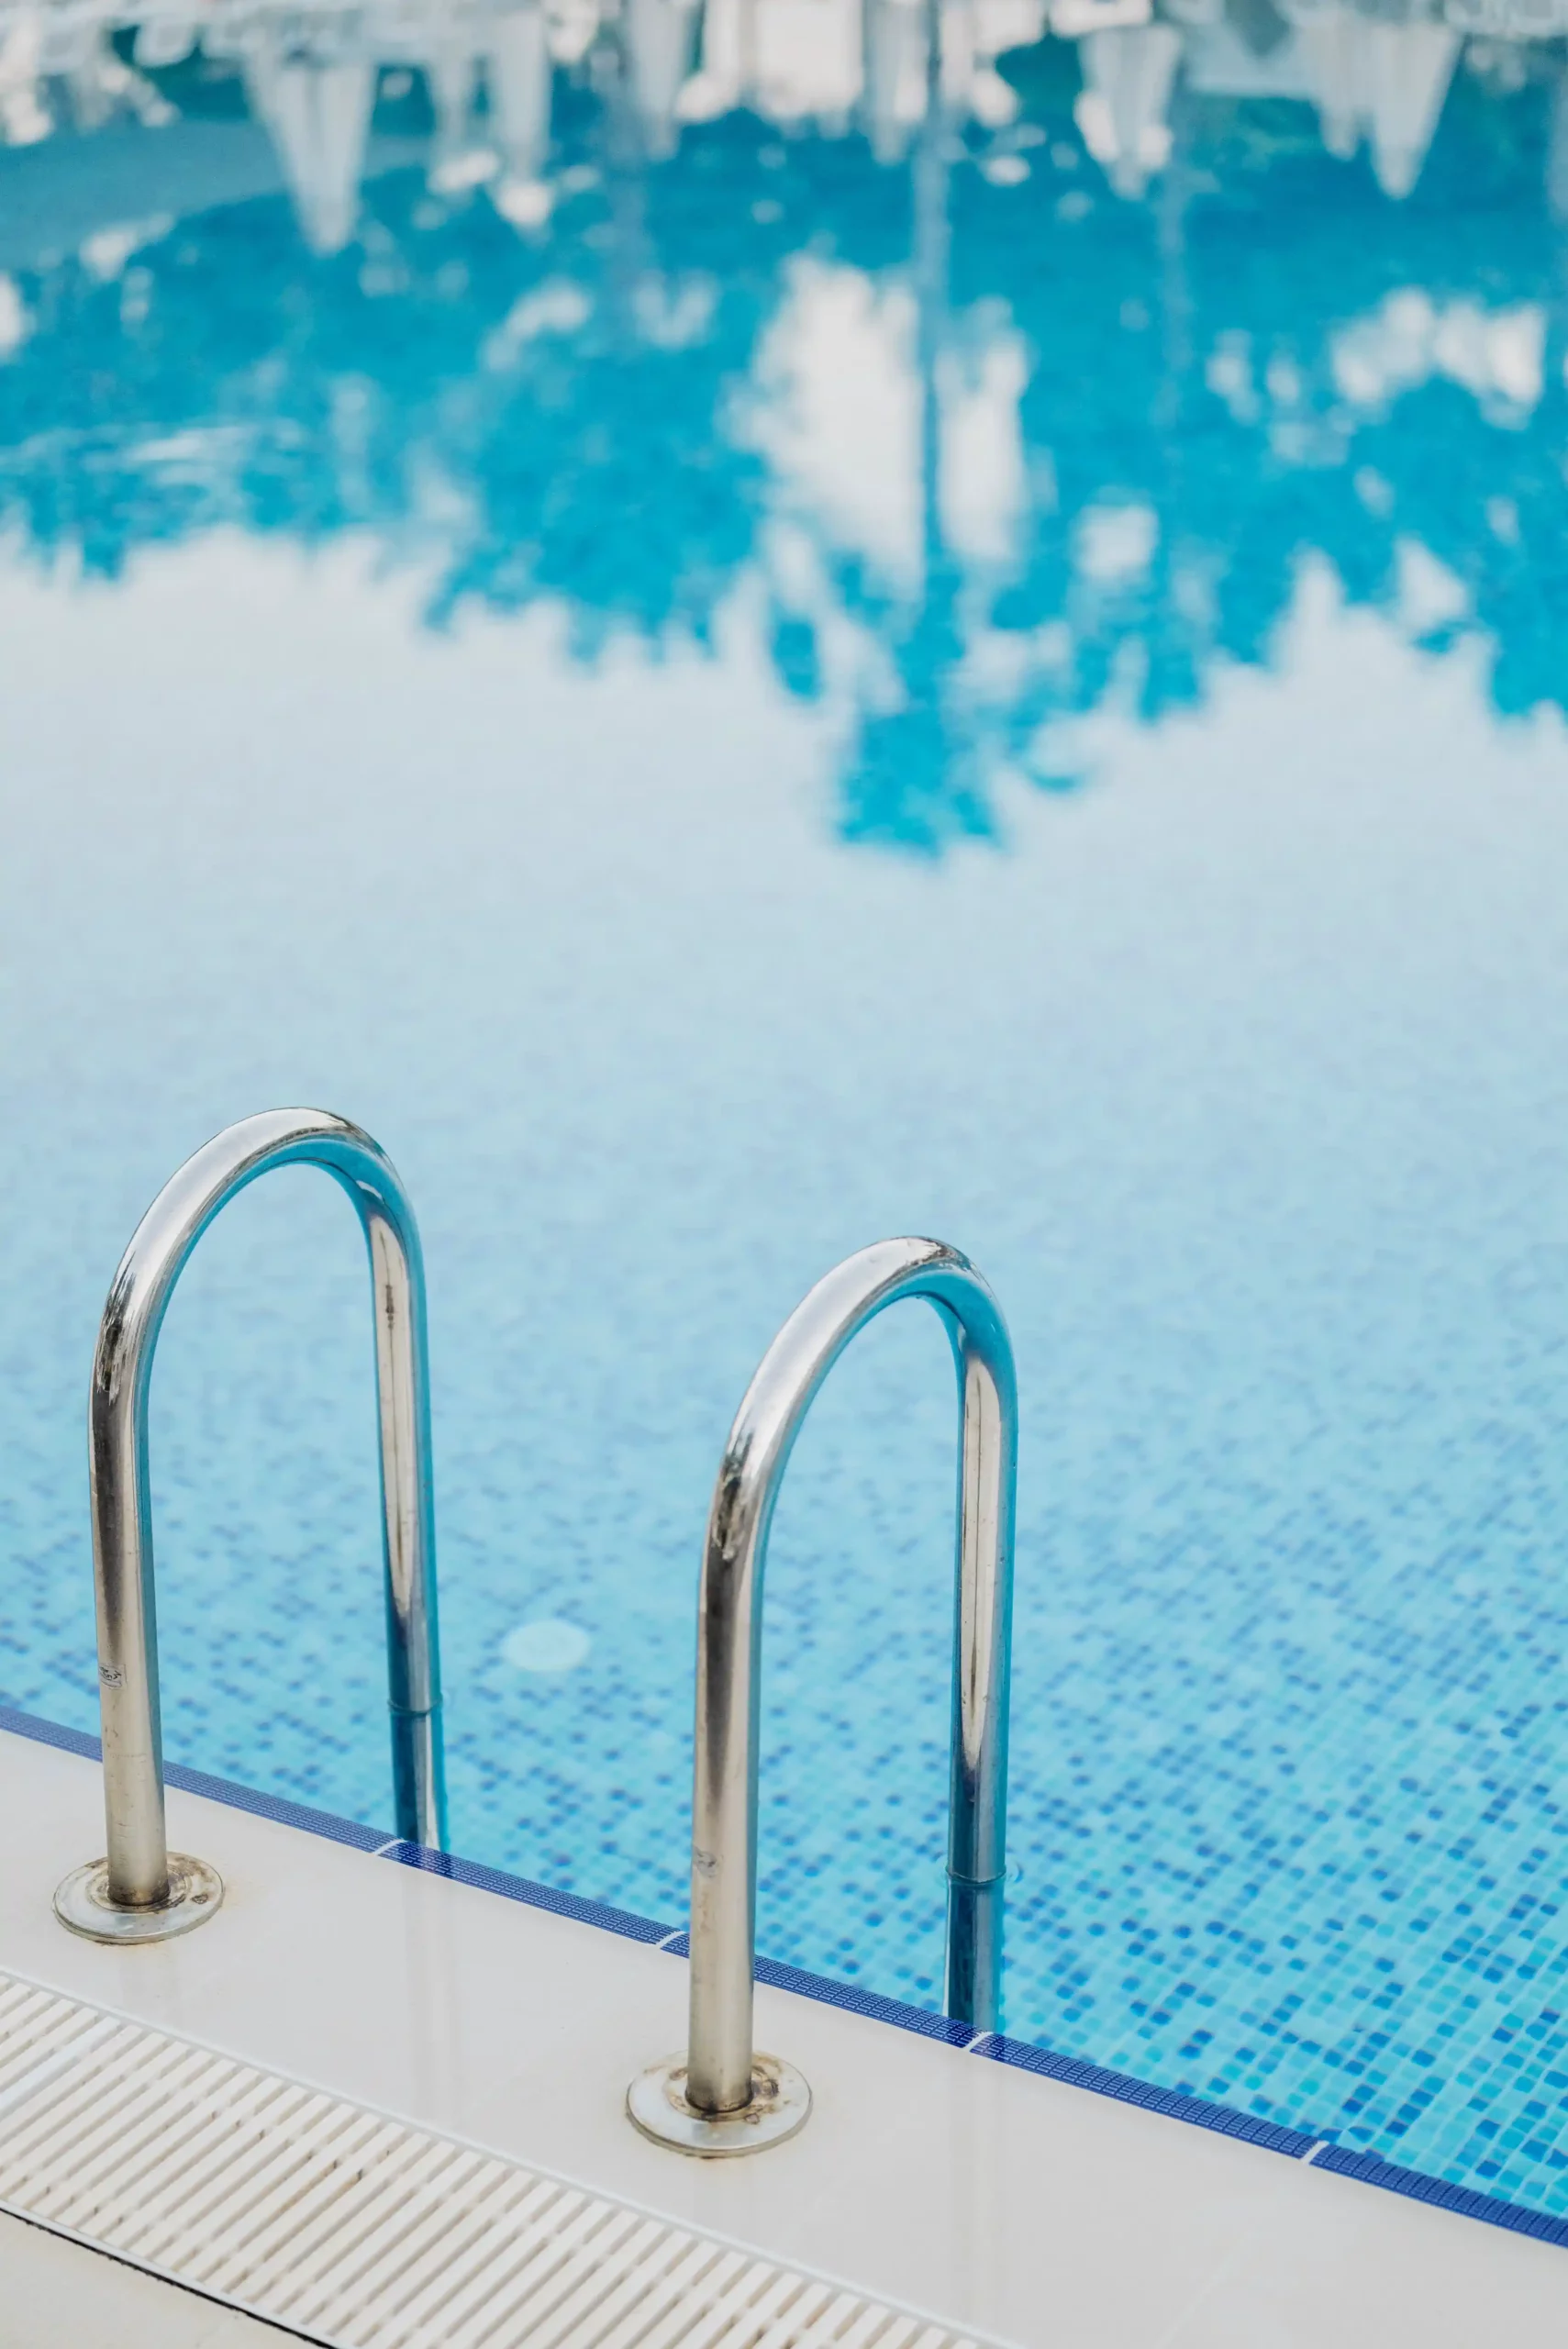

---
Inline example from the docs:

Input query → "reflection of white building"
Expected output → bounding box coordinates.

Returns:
[0,3,172,148]
[1073,1,1465,201]
[0,0,584,245]
[0,0,1052,247]
[222,1,569,242]
[1307,16,1461,199]
[1072,24,1181,196]
[0,0,1561,245]
[244,41,375,253]
[674,0,1047,155]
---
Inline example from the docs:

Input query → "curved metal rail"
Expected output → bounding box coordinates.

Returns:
[629,1235,1017,2155]
[55,1109,445,1944]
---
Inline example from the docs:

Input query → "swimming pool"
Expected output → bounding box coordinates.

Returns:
[6,9,1568,2218]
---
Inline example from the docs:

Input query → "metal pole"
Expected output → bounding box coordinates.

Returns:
[55,1108,445,1945]
[628,1235,1017,2155]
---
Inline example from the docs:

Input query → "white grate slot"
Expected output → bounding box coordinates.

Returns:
[0,1970,987,2349]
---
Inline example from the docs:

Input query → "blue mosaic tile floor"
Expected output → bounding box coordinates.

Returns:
[5,31,1568,2218]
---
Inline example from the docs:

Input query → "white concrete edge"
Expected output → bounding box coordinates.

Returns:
[0,1950,1013,2349]
[6,1724,1568,2345]
[0,2198,316,2343]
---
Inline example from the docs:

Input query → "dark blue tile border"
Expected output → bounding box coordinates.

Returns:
[974,2032,1318,2157]
[162,1763,390,1852]
[0,1701,390,1854]
[657,1933,979,2045]
[5,1696,1566,2253]
[0,1705,99,1765]
[757,1954,983,2046]
[1313,2145,1568,2249]
[381,1841,670,1944]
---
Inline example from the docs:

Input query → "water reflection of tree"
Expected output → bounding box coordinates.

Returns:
[988,53,1568,758]
[1,53,1564,849]
[0,133,782,638]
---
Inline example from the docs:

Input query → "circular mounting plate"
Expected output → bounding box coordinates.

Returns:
[54,1854,225,1945]
[627,2052,811,2157]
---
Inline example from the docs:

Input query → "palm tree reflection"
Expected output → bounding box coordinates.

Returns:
[0,5,1564,848]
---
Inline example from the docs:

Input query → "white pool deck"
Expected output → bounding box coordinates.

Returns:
[1,1723,1564,2345]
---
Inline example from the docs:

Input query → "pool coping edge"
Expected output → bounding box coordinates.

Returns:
[4,1698,1563,2254]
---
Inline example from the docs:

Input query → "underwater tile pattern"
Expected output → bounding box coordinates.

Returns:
[6,39,1568,2221]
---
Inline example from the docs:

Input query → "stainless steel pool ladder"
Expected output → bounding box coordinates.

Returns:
[54,1110,445,1945]
[628,1236,1017,2155]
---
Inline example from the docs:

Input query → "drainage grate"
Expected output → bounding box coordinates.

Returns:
[0,1971,982,2349]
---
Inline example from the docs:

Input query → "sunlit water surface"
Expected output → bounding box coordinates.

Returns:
[6,28,1568,2215]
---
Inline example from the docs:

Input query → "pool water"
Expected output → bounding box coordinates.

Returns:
[6,14,1568,2214]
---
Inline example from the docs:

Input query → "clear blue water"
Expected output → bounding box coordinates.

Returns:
[6,23,1568,2213]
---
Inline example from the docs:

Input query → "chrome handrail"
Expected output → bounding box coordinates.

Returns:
[54,1109,446,1945]
[628,1235,1017,2155]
